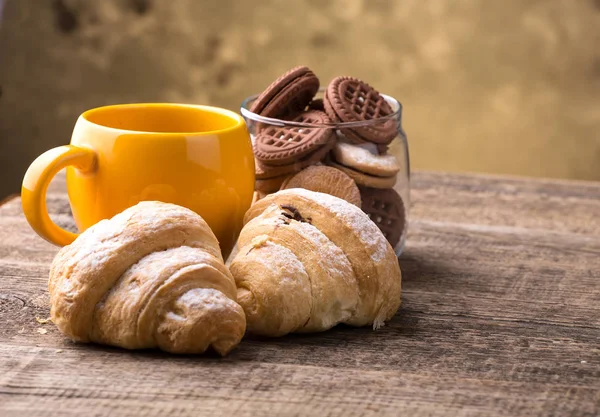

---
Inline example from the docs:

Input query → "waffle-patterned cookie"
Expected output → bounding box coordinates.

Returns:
[254,111,334,166]
[325,76,397,145]
[250,66,319,119]
[360,187,405,247]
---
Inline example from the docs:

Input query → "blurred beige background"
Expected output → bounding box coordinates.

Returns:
[1,0,599,200]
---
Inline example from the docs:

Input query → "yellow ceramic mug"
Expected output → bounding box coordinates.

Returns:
[22,103,255,258]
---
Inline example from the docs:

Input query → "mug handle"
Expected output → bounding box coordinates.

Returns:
[22,145,96,246]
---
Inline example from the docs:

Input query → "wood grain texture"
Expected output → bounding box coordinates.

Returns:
[1,171,599,416]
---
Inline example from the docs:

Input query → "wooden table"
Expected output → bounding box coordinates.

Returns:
[1,172,599,416]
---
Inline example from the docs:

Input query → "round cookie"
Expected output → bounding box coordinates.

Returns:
[328,160,397,189]
[332,141,400,177]
[360,186,406,248]
[324,76,396,145]
[254,111,334,166]
[250,66,319,119]
[280,165,362,207]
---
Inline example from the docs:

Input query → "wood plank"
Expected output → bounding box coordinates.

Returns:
[3,293,600,386]
[1,170,599,416]
[1,343,599,417]
[412,171,600,236]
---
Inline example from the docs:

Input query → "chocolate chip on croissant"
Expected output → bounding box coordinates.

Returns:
[49,201,246,355]
[229,189,401,337]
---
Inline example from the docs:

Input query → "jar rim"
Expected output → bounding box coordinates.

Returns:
[240,88,403,129]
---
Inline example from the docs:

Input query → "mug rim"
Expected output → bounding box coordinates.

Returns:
[80,103,246,136]
[240,89,403,129]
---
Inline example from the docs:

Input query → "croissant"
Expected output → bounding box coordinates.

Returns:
[49,201,246,355]
[229,189,401,337]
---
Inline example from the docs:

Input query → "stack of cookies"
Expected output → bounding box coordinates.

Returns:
[249,66,406,248]
[254,110,335,194]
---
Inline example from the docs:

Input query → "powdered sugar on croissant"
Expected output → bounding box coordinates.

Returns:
[230,189,402,337]
[49,201,246,355]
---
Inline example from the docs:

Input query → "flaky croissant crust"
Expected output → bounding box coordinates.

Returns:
[230,189,402,337]
[49,201,246,355]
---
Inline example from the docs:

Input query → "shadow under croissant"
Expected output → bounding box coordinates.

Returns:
[231,324,420,365]
[399,246,458,286]
[66,340,228,360]
[57,311,419,360]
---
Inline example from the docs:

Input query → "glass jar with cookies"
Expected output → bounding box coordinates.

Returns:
[241,66,410,256]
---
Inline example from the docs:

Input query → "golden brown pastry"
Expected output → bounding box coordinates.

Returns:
[49,201,246,356]
[229,189,401,337]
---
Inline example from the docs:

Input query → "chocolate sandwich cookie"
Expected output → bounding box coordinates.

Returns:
[254,110,334,166]
[360,186,406,247]
[250,66,319,119]
[324,76,397,145]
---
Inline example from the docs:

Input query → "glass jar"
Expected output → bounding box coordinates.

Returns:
[240,90,410,256]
